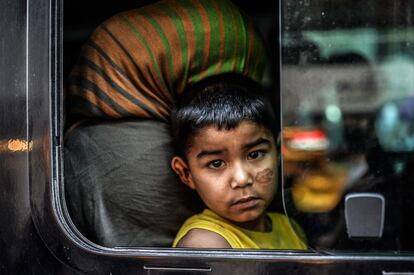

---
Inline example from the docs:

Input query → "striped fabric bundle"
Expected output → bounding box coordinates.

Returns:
[66,0,266,122]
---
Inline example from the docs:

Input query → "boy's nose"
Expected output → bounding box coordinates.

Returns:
[230,162,253,189]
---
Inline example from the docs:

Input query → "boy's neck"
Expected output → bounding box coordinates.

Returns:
[231,213,270,232]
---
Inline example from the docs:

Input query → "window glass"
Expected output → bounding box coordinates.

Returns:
[282,0,414,251]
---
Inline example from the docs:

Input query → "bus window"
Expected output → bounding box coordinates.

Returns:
[282,0,414,252]
[19,0,414,273]
[63,0,280,248]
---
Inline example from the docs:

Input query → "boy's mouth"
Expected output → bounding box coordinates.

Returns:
[232,196,260,208]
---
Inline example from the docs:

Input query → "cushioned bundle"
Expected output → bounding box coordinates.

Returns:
[65,0,266,247]
[65,120,203,246]
[66,0,266,122]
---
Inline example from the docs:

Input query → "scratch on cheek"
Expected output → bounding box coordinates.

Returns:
[255,168,274,184]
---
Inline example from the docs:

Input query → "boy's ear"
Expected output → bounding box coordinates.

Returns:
[171,156,196,189]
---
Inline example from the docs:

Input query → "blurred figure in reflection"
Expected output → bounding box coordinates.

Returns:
[283,127,348,248]
[284,52,381,249]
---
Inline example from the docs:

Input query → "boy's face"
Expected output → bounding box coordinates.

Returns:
[171,121,278,229]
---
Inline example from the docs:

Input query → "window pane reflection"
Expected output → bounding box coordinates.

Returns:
[282,0,414,252]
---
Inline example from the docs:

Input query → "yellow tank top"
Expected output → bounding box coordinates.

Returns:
[173,209,307,249]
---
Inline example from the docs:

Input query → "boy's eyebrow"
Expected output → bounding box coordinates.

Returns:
[196,138,272,159]
[196,149,224,159]
[243,137,272,149]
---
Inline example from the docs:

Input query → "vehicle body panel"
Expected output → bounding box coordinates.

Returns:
[1,0,414,274]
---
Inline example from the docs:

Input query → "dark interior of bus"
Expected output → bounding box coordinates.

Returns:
[63,0,414,253]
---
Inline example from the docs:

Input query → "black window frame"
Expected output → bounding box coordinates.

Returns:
[28,0,414,273]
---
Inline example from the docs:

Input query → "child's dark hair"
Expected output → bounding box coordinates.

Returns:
[171,73,278,158]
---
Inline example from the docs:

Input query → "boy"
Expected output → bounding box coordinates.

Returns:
[170,74,307,249]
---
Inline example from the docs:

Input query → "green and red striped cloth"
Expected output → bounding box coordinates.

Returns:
[66,0,266,122]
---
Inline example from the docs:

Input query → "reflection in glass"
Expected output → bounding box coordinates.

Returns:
[282,0,414,252]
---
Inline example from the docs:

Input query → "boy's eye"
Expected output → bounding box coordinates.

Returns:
[247,150,265,160]
[208,160,225,169]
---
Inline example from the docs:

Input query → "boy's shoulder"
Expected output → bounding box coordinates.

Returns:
[173,210,234,248]
[179,209,233,232]
[175,228,231,248]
